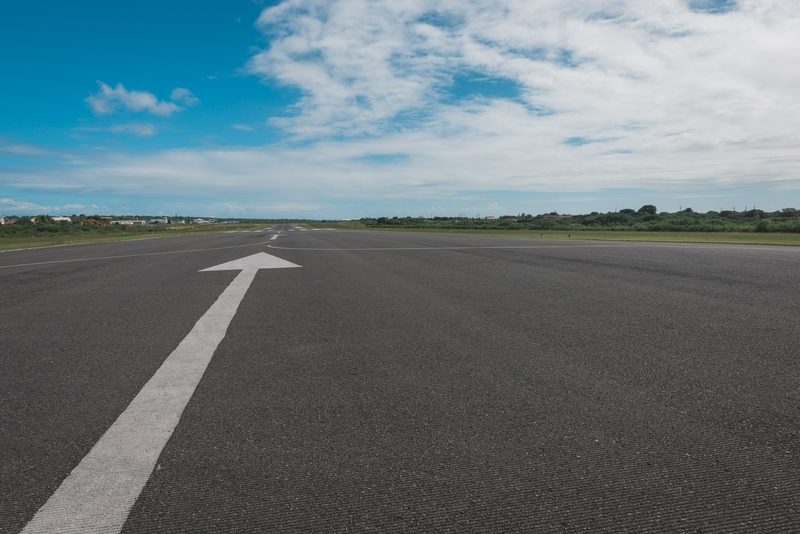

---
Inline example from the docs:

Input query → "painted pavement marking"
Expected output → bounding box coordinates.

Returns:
[21,253,301,534]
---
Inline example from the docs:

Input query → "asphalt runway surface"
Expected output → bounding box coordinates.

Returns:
[1,227,798,532]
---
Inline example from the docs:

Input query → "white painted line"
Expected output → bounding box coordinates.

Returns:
[22,252,300,534]
[269,234,286,241]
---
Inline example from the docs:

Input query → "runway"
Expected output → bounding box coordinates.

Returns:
[2,227,798,532]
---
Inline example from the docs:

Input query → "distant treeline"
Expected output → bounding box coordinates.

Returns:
[362,206,800,233]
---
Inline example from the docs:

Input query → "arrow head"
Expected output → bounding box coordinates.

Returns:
[200,252,301,272]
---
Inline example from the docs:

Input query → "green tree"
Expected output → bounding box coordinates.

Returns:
[638,205,657,215]
[755,219,773,232]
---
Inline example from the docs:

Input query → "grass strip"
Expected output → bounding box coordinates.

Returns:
[302,224,800,246]
[0,224,267,252]
[5,223,800,251]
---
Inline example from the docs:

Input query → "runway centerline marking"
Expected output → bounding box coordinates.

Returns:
[21,252,300,534]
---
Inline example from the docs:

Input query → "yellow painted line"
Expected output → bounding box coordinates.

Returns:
[0,241,270,270]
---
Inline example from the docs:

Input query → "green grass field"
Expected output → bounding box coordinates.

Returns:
[0,223,268,252]
[364,227,800,245]
[300,220,800,245]
[3,222,799,252]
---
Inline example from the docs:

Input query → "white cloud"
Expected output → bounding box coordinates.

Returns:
[0,137,66,158]
[241,0,800,193]
[85,82,185,116]
[231,124,254,131]
[1,124,797,204]
[4,1,800,217]
[0,198,97,215]
[109,123,156,136]
[170,88,201,107]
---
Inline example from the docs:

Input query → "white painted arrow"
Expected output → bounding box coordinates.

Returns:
[200,251,296,271]
[22,252,300,534]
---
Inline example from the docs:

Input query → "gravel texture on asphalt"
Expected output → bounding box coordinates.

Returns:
[2,229,798,533]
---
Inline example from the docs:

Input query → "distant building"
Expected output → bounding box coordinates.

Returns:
[484,216,496,220]
[112,220,144,225]
[28,215,72,223]
[148,217,168,225]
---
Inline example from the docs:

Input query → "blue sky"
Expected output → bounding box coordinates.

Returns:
[1,0,798,218]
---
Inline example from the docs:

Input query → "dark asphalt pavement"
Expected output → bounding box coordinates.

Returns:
[1,228,799,532]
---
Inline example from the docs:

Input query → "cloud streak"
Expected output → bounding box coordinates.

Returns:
[0,198,97,215]
[170,88,201,107]
[85,82,199,116]
[108,123,157,136]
